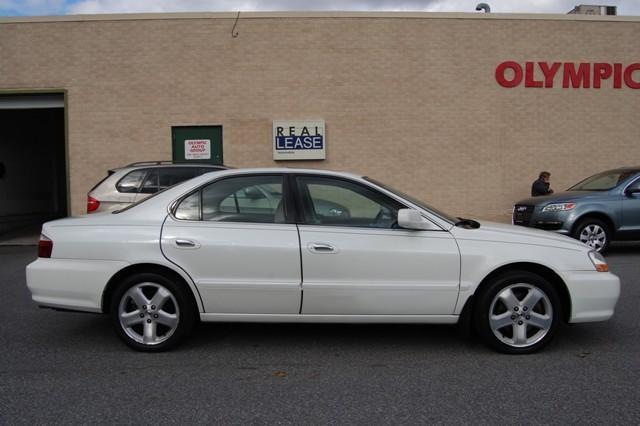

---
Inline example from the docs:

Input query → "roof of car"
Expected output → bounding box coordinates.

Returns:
[111,162,229,172]
[197,167,364,179]
[606,166,640,173]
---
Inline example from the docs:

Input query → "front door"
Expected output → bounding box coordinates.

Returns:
[161,174,301,314]
[294,175,461,315]
[172,126,223,165]
[621,177,640,236]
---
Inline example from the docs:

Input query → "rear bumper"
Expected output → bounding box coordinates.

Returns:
[26,258,128,313]
[562,271,620,323]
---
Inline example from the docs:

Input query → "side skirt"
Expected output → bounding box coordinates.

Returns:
[200,313,459,324]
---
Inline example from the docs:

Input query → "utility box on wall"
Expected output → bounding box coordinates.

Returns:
[172,126,223,165]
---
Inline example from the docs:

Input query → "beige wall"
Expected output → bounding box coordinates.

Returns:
[1,12,639,219]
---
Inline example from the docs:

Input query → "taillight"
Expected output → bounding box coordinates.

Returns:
[38,235,53,258]
[87,196,100,213]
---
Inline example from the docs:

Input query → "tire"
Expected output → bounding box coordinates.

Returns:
[572,218,611,253]
[474,271,561,354]
[110,272,196,352]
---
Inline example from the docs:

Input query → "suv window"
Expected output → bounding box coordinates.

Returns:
[628,177,640,192]
[116,169,147,193]
[159,167,201,190]
[174,175,285,224]
[296,176,402,228]
[140,168,160,194]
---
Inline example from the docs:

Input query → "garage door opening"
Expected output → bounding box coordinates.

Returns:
[0,93,67,238]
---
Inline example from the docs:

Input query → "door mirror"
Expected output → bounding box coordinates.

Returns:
[397,209,440,231]
[244,186,266,200]
[625,187,640,196]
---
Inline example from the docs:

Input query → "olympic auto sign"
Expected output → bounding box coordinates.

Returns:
[495,61,640,89]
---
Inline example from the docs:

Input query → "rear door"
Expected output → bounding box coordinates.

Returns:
[294,175,461,315]
[161,173,301,314]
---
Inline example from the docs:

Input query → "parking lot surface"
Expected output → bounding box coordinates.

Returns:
[1,244,639,424]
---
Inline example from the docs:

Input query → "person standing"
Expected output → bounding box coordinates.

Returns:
[531,171,554,196]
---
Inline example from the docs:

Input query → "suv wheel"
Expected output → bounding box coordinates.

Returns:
[573,218,610,253]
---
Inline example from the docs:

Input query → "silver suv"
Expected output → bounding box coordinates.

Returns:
[87,161,227,213]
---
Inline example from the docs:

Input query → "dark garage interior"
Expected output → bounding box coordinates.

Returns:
[0,94,67,238]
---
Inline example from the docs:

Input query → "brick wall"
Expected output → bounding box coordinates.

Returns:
[1,13,638,220]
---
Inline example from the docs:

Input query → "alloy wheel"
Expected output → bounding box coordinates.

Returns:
[579,224,607,252]
[118,282,180,346]
[488,283,553,348]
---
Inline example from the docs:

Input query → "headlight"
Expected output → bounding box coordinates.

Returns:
[588,250,609,272]
[542,202,576,212]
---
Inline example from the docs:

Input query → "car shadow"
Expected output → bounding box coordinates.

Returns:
[43,311,621,356]
[185,321,475,352]
[607,241,640,255]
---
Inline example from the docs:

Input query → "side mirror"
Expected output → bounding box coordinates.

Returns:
[244,187,266,200]
[397,209,440,231]
[625,187,640,197]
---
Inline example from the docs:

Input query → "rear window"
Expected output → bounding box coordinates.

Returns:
[90,170,115,192]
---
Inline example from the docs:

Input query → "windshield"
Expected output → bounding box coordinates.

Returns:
[568,170,638,192]
[364,177,457,224]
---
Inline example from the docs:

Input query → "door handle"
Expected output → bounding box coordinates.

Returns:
[175,239,199,248]
[308,243,336,253]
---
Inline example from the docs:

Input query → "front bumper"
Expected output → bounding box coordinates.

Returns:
[513,208,576,234]
[561,270,620,323]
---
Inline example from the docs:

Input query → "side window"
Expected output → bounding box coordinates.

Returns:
[116,170,146,193]
[628,178,640,192]
[297,177,402,228]
[139,168,160,194]
[159,167,200,190]
[174,192,200,220]
[174,175,285,224]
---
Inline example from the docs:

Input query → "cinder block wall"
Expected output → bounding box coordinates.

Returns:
[1,12,639,220]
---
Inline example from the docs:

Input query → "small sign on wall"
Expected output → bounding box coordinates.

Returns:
[185,139,211,160]
[273,120,325,160]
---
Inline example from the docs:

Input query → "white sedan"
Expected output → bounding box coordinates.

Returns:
[26,168,620,354]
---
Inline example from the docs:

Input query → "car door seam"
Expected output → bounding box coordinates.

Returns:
[297,223,304,314]
[159,214,206,311]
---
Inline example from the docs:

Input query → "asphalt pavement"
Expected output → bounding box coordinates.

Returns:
[1,244,639,424]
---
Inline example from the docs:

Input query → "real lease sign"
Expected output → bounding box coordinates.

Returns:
[273,120,325,160]
[495,61,640,89]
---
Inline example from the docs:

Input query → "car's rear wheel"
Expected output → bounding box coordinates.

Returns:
[573,218,610,253]
[474,271,560,354]
[110,273,195,352]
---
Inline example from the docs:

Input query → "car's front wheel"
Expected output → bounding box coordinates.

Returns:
[110,273,196,352]
[573,218,610,253]
[474,271,561,354]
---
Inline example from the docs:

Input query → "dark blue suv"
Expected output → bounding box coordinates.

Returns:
[513,167,640,253]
